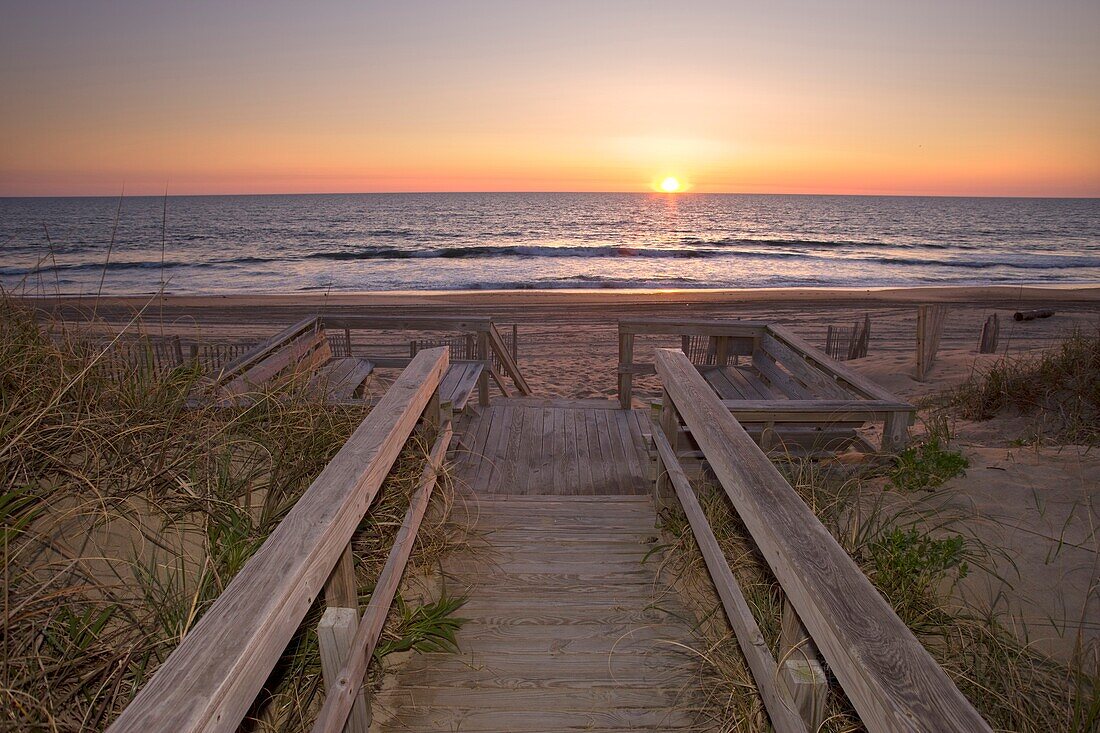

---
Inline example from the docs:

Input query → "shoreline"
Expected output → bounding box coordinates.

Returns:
[20,284,1100,309]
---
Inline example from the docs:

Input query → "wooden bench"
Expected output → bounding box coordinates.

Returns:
[619,319,915,453]
[308,357,375,403]
[437,361,484,413]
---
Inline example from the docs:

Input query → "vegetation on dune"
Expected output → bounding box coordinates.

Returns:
[0,298,464,731]
[657,415,1098,732]
[948,328,1100,444]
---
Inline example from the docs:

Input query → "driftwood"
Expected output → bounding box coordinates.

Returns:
[1013,308,1055,321]
[978,314,1000,354]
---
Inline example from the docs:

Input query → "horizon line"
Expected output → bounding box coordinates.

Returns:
[3,190,1099,200]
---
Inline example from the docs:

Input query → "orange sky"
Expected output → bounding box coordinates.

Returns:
[1,1,1098,197]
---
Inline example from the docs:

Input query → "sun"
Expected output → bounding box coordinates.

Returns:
[658,176,682,193]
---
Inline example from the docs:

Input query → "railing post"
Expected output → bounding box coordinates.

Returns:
[881,411,911,451]
[618,330,634,409]
[344,326,352,356]
[477,331,490,406]
[318,608,371,733]
[778,599,828,731]
[654,389,679,506]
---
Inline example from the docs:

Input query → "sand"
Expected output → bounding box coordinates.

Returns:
[27,284,1100,666]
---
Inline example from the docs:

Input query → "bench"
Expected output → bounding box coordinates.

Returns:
[307,357,375,403]
[438,361,484,413]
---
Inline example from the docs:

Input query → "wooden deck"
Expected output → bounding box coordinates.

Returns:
[450,402,654,495]
[372,403,711,732]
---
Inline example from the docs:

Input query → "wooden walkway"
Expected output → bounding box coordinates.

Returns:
[372,403,711,732]
[449,402,655,495]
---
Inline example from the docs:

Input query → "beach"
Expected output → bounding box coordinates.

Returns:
[30,283,1100,666]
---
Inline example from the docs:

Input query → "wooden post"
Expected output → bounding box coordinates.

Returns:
[715,336,731,367]
[915,304,948,380]
[318,607,371,733]
[654,389,679,505]
[618,331,634,409]
[324,544,358,611]
[344,326,352,357]
[477,331,490,407]
[778,599,827,731]
[882,410,911,452]
[978,314,999,354]
[681,334,690,356]
[511,323,518,362]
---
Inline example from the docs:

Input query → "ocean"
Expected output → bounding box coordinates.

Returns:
[1,193,1098,295]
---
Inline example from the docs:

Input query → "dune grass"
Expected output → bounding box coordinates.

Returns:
[0,298,464,731]
[657,426,1098,732]
[948,328,1100,444]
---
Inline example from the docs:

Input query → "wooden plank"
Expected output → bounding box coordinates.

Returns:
[767,325,904,403]
[217,316,319,382]
[702,366,745,399]
[108,348,449,733]
[594,409,629,494]
[654,348,990,733]
[735,367,775,400]
[718,399,911,422]
[760,333,852,399]
[501,406,528,493]
[321,315,493,332]
[651,422,807,733]
[752,350,811,399]
[573,408,596,496]
[618,318,769,336]
[618,331,635,409]
[223,329,327,396]
[446,362,484,412]
[313,422,452,733]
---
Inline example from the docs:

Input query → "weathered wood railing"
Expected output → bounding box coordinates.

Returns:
[107,347,452,733]
[619,319,914,450]
[652,347,990,732]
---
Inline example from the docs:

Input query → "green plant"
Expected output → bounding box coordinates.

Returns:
[889,437,968,492]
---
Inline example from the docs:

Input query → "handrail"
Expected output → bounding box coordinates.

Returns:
[216,315,320,383]
[654,348,990,732]
[107,347,450,733]
[487,322,531,394]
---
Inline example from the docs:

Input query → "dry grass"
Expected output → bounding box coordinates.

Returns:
[0,297,464,731]
[948,328,1100,444]
[657,429,1099,732]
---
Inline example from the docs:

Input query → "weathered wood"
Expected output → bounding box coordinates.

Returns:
[222,328,327,396]
[720,399,911,422]
[778,600,828,731]
[618,318,769,336]
[321,315,493,332]
[108,348,449,733]
[488,322,531,394]
[768,325,907,404]
[654,348,991,733]
[651,422,807,733]
[760,333,852,399]
[476,331,490,407]
[978,314,1000,354]
[324,544,358,611]
[618,332,635,408]
[1013,308,1055,321]
[318,608,371,733]
[312,422,453,733]
[915,305,948,380]
[217,316,320,382]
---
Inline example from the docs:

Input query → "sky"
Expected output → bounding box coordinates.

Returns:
[1,0,1098,197]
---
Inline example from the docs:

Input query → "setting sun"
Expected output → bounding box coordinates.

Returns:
[659,176,683,193]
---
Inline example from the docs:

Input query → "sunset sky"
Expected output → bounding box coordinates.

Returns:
[2,0,1098,197]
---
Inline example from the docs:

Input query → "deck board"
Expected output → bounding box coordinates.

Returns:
[374,495,708,732]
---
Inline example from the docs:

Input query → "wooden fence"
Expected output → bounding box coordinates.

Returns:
[107,347,452,733]
[824,314,870,361]
[652,348,990,732]
[915,305,948,380]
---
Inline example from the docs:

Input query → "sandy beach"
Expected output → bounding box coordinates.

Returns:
[20,284,1100,698]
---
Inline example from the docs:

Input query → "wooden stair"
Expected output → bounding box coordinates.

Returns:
[371,495,709,732]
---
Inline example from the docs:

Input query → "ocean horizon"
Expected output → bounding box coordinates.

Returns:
[2,192,1098,295]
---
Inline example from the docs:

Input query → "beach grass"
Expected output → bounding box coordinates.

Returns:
[657,417,1098,732]
[947,327,1100,444]
[0,297,464,731]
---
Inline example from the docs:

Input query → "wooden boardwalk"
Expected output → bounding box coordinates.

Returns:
[450,402,655,495]
[372,403,711,732]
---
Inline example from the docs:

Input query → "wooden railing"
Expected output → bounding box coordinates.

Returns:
[652,348,990,732]
[107,347,452,733]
